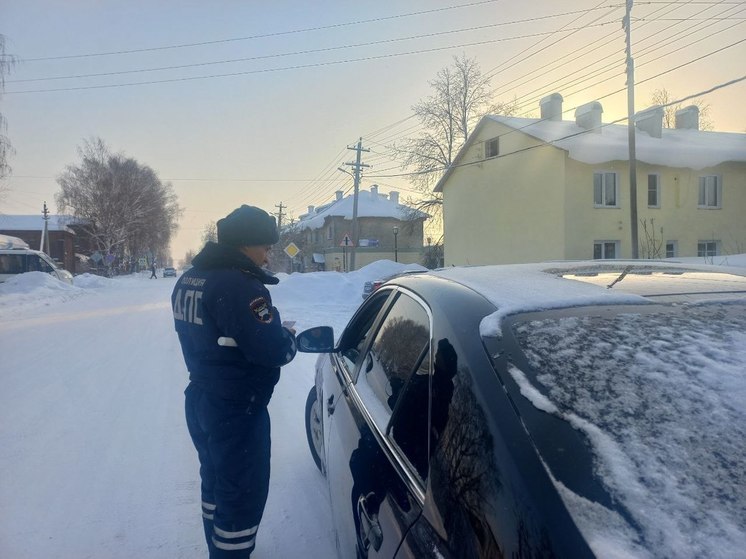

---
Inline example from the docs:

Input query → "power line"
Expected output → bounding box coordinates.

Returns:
[19,0,502,62]
[512,14,745,115]
[10,8,632,85]
[499,0,744,113]
[5,22,620,94]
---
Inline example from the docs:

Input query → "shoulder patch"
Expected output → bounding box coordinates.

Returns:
[249,297,273,323]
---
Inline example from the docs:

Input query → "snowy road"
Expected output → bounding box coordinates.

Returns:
[0,264,413,558]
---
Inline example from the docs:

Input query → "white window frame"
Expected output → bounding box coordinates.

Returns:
[697,240,720,257]
[593,172,619,208]
[593,240,620,259]
[698,175,721,209]
[485,137,499,158]
[648,174,661,208]
[665,241,678,258]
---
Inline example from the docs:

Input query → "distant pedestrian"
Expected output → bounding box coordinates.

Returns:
[150,261,157,279]
[172,205,297,558]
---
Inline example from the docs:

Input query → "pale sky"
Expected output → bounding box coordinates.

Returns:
[2,0,744,262]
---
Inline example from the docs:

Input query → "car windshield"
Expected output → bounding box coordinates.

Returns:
[491,301,746,558]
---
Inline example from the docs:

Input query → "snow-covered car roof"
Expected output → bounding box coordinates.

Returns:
[433,260,746,337]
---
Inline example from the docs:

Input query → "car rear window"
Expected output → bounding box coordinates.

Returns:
[505,301,746,558]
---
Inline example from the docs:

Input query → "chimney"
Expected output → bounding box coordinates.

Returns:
[635,105,664,138]
[370,185,378,196]
[575,101,603,133]
[389,191,399,204]
[539,93,563,121]
[675,105,699,130]
[335,190,343,201]
[307,205,315,215]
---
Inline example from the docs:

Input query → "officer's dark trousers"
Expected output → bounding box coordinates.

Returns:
[185,383,271,558]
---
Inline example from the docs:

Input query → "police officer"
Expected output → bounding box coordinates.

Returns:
[172,205,297,558]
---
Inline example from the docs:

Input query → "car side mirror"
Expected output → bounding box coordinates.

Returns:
[296,326,335,353]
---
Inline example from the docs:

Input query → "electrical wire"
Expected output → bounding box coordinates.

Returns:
[19,0,503,62]
[5,22,621,94]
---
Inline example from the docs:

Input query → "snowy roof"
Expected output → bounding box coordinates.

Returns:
[296,189,428,231]
[0,215,78,234]
[488,115,746,170]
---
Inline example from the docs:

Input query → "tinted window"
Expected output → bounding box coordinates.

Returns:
[388,349,431,481]
[338,290,391,375]
[0,254,24,274]
[356,293,430,432]
[28,255,54,273]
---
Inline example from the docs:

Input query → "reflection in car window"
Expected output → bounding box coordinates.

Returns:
[389,350,431,481]
[339,291,390,375]
[356,293,430,449]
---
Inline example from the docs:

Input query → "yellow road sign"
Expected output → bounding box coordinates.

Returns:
[284,242,300,258]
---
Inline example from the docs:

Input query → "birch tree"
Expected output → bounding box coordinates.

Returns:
[56,138,181,259]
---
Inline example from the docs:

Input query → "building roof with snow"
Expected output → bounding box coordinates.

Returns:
[487,115,746,170]
[295,186,428,231]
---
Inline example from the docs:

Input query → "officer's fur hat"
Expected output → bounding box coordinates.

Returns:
[217,205,279,247]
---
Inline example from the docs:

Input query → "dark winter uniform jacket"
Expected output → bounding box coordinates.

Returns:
[172,242,296,407]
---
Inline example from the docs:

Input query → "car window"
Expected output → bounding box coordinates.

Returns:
[388,349,431,482]
[338,290,392,376]
[29,255,55,273]
[355,292,430,456]
[0,254,24,274]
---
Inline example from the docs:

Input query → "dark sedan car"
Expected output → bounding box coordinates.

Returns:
[298,261,746,559]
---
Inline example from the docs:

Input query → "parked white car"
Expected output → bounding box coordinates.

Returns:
[0,242,75,285]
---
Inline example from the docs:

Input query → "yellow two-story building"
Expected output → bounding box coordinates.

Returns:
[435,93,746,265]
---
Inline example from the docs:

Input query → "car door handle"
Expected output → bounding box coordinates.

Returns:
[357,492,383,552]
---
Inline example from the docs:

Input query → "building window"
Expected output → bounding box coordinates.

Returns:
[485,137,499,158]
[593,241,619,259]
[665,241,678,258]
[326,226,333,241]
[648,174,660,208]
[697,241,720,257]
[698,176,721,208]
[593,172,618,207]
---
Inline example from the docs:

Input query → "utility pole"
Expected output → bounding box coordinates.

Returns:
[624,0,639,259]
[344,138,369,271]
[274,202,285,229]
[40,201,51,254]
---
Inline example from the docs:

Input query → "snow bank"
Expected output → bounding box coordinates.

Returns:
[0,272,85,318]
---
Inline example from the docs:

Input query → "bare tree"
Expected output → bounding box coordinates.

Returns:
[639,218,663,259]
[1,34,18,187]
[201,220,217,245]
[56,138,181,261]
[394,55,517,256]
[180,249,196,269]
[397,55,500,192]
[650,88,713,131]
